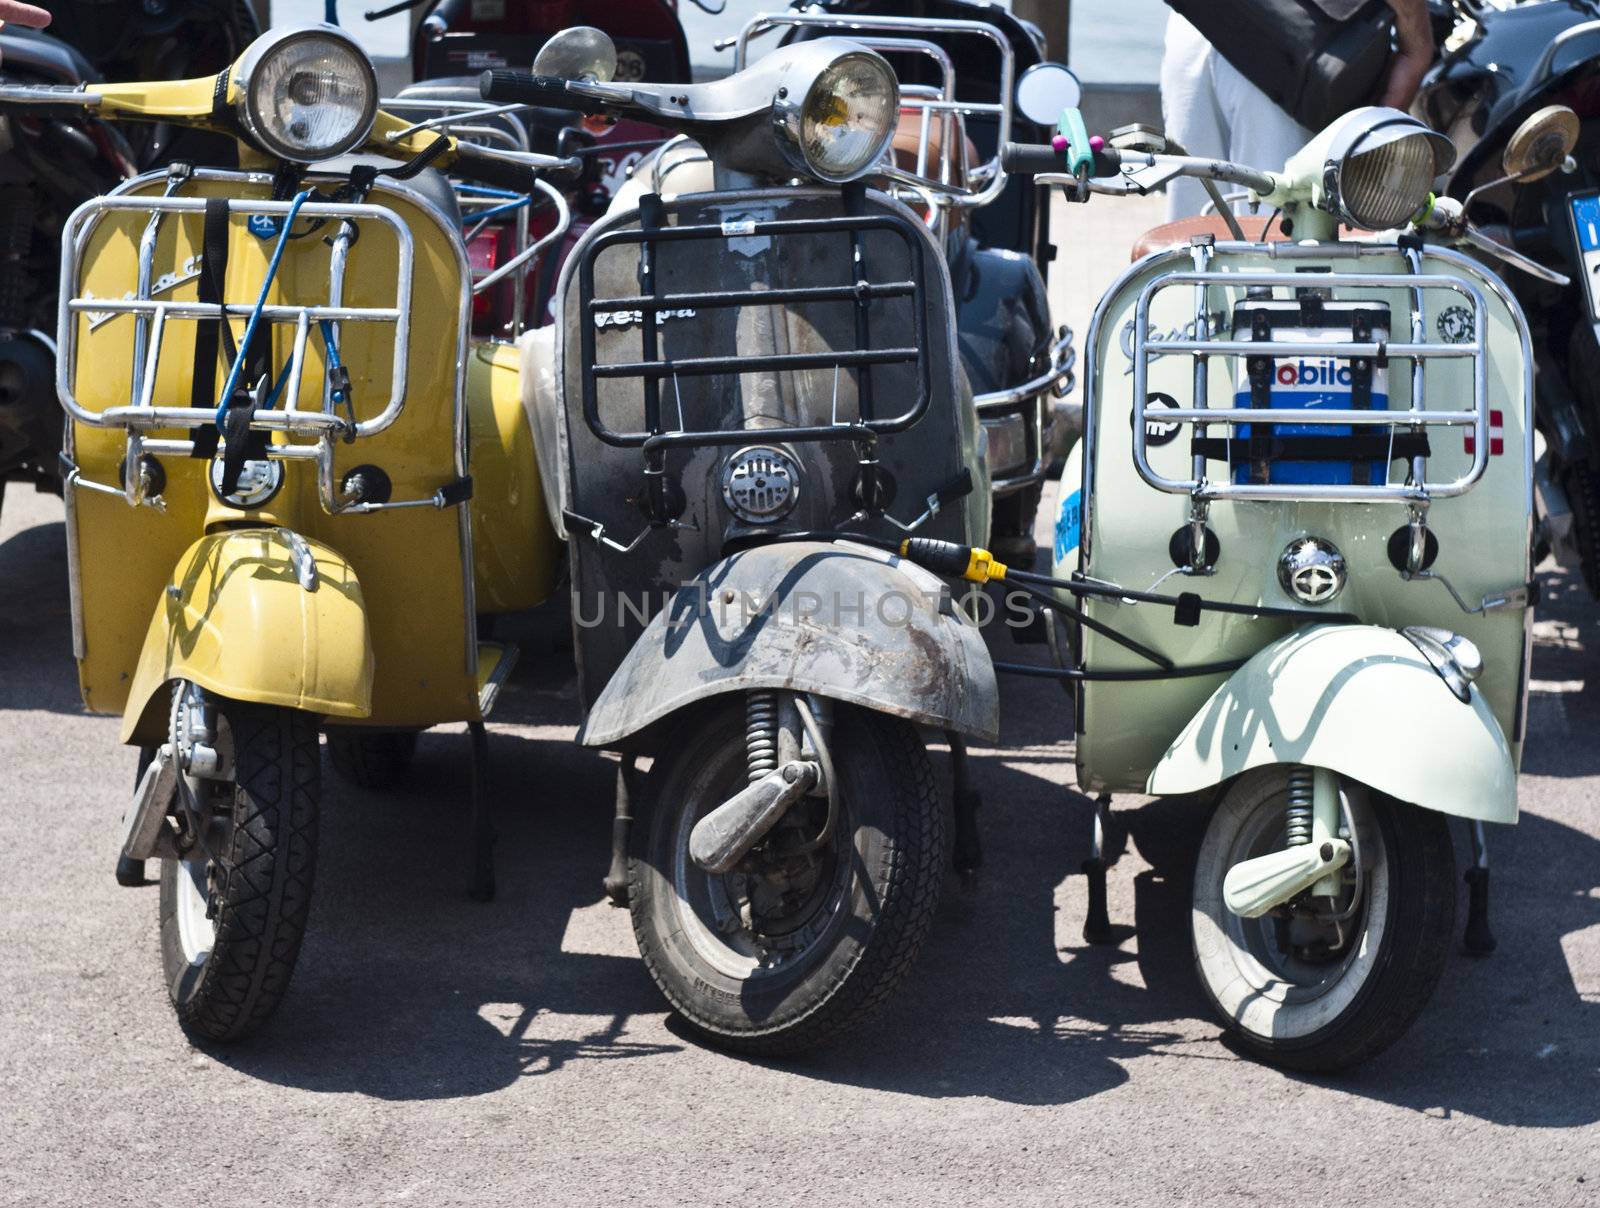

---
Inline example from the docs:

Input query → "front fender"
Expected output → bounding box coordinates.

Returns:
[119,529,375,745]
[578,541,998,748]
[1148,625,1517,823]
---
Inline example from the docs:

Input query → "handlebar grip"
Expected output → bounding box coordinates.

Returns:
[478,70,608,114]
[1001,141,1120,178]
[1000,142,1062,176]
[450,142,540,193]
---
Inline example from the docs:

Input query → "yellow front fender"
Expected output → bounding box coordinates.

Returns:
[119,529,375,745]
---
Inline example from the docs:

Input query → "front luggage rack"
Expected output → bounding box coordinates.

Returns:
[577,193,931,454]
[57,183,424,513]
[1130,246,1492,505]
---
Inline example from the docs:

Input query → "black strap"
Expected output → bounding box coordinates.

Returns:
[1193,432,1431,463]
[191,197,234,411]
[1349,312,1374,485]
[1245,307,1272,484]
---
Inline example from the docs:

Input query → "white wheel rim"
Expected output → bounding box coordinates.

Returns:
[173,857,215,968]
[1192,773,1390,1043]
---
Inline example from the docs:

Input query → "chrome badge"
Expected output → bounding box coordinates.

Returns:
[721,445,801,525]
[210,456,285,510]
[1277,537,1346,605]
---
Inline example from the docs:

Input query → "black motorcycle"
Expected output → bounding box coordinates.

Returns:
[1419,0,1600,590]
[0,1,257,516]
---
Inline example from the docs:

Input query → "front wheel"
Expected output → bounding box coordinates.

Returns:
[158,691,320,1042]
[629,699,946,1056]
[1191,767,1455,1072]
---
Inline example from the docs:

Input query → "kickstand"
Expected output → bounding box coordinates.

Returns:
[1463,819,1496,956]
[947,731,982,889]
[603,756,637,907]
[468,721,495,903]
[1082,793,1114,944]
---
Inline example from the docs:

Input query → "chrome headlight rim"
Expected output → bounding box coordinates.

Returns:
[773,46,899,185]
[232,24,379,164]
[1321,109,1456,231]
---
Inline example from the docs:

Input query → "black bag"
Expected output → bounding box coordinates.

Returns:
[1167,0,1394,132]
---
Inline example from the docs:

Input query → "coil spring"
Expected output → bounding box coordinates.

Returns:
[746,690,779,783]
[1285,766,1315,846]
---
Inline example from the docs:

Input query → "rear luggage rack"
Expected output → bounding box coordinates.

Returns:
[577,194,931,453]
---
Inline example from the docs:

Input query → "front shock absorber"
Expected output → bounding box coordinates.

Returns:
[746,690,779,783]
[1285,766,1315,846]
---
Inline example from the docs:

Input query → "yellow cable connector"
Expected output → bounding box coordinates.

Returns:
[898,538,1009,583]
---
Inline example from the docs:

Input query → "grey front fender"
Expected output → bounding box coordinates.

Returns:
[578,541,998,748]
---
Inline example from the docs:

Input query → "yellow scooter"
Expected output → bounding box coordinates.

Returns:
[0,24,566,1041]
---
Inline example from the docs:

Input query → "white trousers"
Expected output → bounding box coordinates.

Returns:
[1159,13,1311,220]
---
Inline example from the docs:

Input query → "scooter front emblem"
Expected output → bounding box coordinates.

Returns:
[1277,537,1346,605]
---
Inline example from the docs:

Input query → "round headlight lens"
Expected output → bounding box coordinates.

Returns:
[1338,132,1439,230]
[797,52,898,183]
[237,28,377,163]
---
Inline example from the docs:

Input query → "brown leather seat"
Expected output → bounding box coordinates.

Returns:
[1129,214,1289,261]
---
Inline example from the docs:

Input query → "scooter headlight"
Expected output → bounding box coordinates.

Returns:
[778,49,898,183]
[233,25,378,163]
[1314,108,1455,230]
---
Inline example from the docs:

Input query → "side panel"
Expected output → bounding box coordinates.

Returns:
[1074,245,1531,792]
[118,530,374,746]
[1147,625,1518,822]
[467,340,560,613]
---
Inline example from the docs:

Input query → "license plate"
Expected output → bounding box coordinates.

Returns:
[1569,193,1600,322]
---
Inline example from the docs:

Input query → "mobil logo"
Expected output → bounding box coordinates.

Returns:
[1275,358,1355,388]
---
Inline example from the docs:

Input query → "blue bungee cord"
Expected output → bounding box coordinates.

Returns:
[215,188,314,428]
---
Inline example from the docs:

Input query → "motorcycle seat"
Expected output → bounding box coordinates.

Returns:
[1129,214,1289,261]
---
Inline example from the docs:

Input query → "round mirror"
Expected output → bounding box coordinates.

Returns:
[1015,62,1082,128]
[533,26,618,83]
[1502,104,1579,181]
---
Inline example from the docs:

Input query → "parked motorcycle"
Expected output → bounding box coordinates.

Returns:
[0,23,568,1040]
[0,3,259,516]
[979,104,1547,1069]
[376,0,693,336]
[1418,0,1600,593]
[740,0,1077,563]
[485,27,998,1053]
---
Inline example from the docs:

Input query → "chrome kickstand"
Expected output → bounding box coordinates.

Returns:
[468,721,495,903]
[1463,819,1496,956]
[1082,792,1115,944]
[603,757,639,907]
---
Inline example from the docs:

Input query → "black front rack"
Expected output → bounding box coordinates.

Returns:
[576,191,932,453]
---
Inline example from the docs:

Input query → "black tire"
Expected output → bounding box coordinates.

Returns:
[1191,767,1456,1072]
[990,483,1043,567]
[1561,323,1600,595]
[326,729,418,791]
[158,702,320,1043]
[629,700,946,1056]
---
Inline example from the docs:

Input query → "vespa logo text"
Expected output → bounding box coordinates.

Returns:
[594,307,697,331]
[83,252,202,331]
[1275,359,1355,388]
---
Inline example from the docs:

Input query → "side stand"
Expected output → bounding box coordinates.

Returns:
[603,756,638,907]
[468,721,495,903]
[947,732,983,889]
[1463,819,1496,956]
[1082,793,1114,944]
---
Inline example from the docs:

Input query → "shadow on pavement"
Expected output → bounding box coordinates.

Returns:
[0,518,87,716]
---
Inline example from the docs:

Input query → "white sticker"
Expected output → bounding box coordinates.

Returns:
[720,219,757,237]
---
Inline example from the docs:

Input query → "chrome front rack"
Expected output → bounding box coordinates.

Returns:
[58,184,418,513]
[1130,242,1492,507]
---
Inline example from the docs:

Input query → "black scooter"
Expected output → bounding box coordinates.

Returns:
[1420,0,1600,590]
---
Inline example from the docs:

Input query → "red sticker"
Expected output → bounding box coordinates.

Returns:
[1465,410,1504,457]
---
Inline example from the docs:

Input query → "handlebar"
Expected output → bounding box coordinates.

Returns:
[1000,141,1120,178]
[450,142,548,192]
[479,70,609,115]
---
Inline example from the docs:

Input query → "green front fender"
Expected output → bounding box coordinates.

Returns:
[1147,625,1517,823]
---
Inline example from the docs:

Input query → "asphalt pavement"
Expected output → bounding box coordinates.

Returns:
[1,193,1597,1206]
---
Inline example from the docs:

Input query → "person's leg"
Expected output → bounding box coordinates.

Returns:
[1159,14,1226,221]
[1213,52,1312,214]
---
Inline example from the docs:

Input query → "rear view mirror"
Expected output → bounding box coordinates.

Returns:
[533,26,618,83]
[1502,104,1579,182]
[1015,62,1082,127]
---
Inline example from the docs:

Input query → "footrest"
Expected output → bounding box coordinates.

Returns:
[476,640,520,718]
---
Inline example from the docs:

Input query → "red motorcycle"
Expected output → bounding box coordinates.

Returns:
[374,0,693,336]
